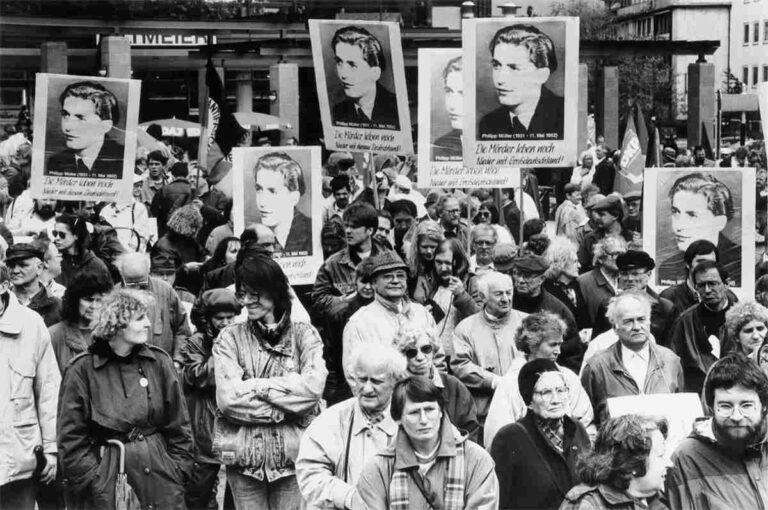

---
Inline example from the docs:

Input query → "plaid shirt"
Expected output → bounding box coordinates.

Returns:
[535,416,565,454]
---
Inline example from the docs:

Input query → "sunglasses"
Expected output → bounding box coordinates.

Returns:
[51,230,69,239]
[404,345,434,359]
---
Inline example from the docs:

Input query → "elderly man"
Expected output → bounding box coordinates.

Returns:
[577,235,627,327]
[116,252,191,364]
[667,354,768,509]
[581,291,684,425]
[478,24,563,140]
[590,250,675,343]
[356,376,498,509]
[469,224,497,276]
[451,271,526,444]
[0,263,59,509]
[6,243,61,327]
[343,251,444,387]
[296,343,405,510]
[40,240,65,300]
[669,260,738,394]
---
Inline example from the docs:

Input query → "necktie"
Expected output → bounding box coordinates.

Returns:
[512,116,527,133]
[356,107,370,124]
[76,158,90,174]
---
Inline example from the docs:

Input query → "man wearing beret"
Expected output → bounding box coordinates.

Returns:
[577,195,635,273]
[589,250,675,344]
[508,254,584,372]
[7,243,62,327]
[343,250,446,388]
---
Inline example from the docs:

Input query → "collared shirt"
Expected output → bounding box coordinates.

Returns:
[621,343,650,392]
[469,255,494,276]
[508,95,538,130]
[599,267,618,294]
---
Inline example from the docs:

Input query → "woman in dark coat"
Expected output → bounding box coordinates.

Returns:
[48,268,113,373]
[57,288,194,510]
[53,212,111,287]
[490,359,591,510]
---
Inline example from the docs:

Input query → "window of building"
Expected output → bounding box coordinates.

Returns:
[755,22,761,42]
[743,66,750,85]
[764,20,768,42]
[654,12,671,35]
[745,23,750,44]
[753,66,759,85]
[764,65,768,82]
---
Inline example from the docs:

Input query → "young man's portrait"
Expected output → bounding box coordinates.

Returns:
[329,25,400,131]
[477,24,564,141]
[432,55,463,161]
[46,81,124,179]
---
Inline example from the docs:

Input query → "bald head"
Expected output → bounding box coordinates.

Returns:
[241,222,276,256]
[117,252,151,281]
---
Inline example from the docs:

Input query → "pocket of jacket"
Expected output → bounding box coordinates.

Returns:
[9,359,38,426]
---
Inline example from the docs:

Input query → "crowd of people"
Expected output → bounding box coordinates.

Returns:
[2,110,768,510]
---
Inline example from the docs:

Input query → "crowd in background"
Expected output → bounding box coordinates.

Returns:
[2,105,768,510]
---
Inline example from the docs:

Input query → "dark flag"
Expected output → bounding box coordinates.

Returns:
[701,121,715,160]
[634,102,649,162]
[646,125,662,167]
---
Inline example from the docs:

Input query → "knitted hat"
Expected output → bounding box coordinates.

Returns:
[518,358,560,406]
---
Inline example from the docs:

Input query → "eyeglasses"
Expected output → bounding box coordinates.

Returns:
[445,209,460,215]
[123,278,149,290]
[404,345,434,359]
[51,230,69,239]
[533,386,569,402]
[714,402,760,418]
[235,290,262,303]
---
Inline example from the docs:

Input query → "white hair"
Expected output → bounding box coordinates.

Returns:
[347,342,407,380]
[116,252,151,276]
[606,291,652,327]
[475,271,512,299]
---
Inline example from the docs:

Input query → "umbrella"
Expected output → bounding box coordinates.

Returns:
[103,439,141,510]
[233,111,292,131]
[139,118,200,130]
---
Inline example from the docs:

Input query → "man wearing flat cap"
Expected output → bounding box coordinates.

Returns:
[577,195,635,273]
[622,190,642,235]
[589,250,675,345]
[508,254,584,372]
[7,243,62,326]
[343,250,446,389]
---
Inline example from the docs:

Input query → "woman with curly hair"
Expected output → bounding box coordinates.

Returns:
[722,300,768,358]
[543,236,590,329]
[560,415,671,509]
[152,203,206,266]
[48,268,113,373]
[57,288,193,510]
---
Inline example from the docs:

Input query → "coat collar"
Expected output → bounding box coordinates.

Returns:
[596,483,661,506]
[92,343,158,369]
[352,401,399,437]
[0,292,23,335]
[382,414,464,470]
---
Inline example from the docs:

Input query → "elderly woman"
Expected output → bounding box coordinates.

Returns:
[490,359,592,510]
[152,204,206,265]
[484,312,595,447]
[723,300,768,357]
[213,252,327,509]
[395,329,479,441]
[53,212,111,287]
[57,289,194,509]
[543,236,590,329]
[561,415,670,509]
[48,268,114,373]
[180,288,241,510]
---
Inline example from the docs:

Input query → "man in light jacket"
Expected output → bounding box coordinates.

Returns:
[0,262,60,508]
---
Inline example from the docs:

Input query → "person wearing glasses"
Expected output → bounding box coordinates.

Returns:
[667,354,768,509]
[356,376,498,509]
[343,250,446,390]
[581,291,683,426]
[472,203,513,248]
[296,343,405,510]
[451,271,527,446]
[395,329,478,442]
[490,359,591,509]
[212,251,327,509]
[115,252,191,368]
[436,195,469,248]
[484,313,594,448]
[577,235,627,327]
[52,213,111,287]
[669,260,739,395]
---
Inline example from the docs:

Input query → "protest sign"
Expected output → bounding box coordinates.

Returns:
[309,19,413,155]
[643,167,755,297]
[462,17,579,172]
[231,146,323,285]
[31,73,140,202]
[417,48,520,188]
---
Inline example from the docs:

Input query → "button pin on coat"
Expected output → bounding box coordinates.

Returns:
[139,377,149,387]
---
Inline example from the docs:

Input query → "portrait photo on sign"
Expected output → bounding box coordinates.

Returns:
[642,167,756,291]
[309,19,413,154]
[30,73,139,202]
[474,19,566,141]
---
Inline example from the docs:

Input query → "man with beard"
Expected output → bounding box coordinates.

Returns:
[322,175,352,226]
[7,198,56,240]
[437,195,469,247]
[667,354,768,509]
[581,291,683,425]
[669,260,738,394]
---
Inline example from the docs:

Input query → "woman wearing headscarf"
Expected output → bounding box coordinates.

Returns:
[490,358,591,510]
[57,289,193,509]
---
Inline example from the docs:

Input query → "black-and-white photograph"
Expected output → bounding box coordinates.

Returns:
[429,50,463,161]
[643,167,756,291]
[31,73,139,202]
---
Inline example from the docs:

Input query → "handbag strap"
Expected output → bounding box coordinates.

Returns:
[407,469,443,510]
[341,408,355,483]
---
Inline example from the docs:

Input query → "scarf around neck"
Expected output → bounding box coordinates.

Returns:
[249,311,291,345]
